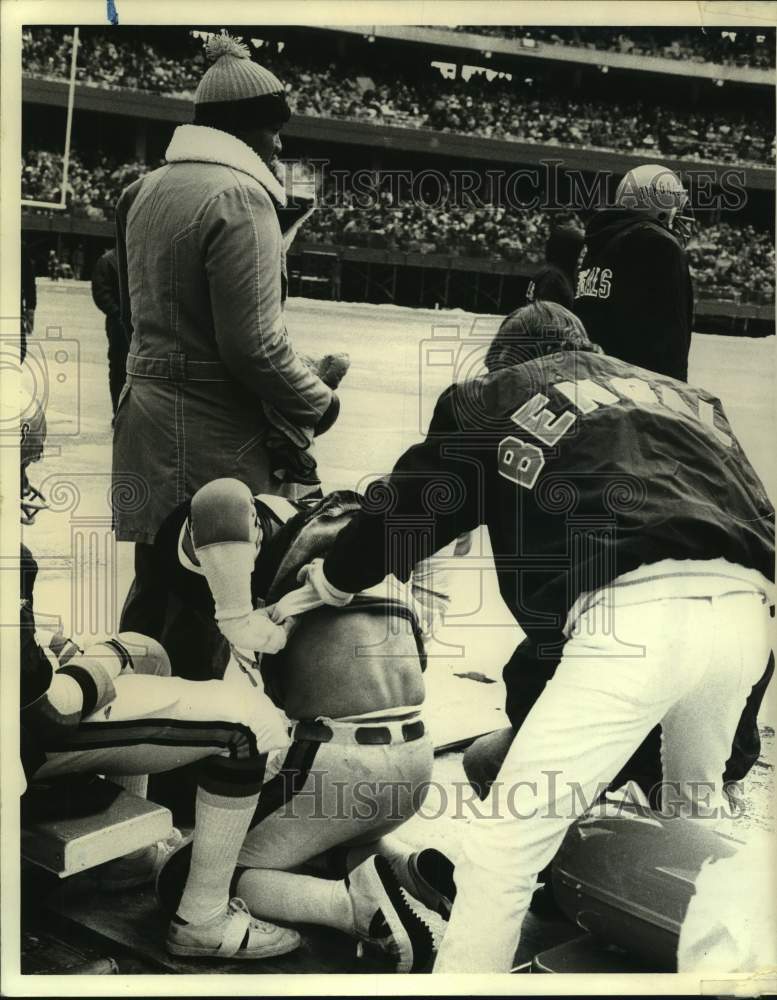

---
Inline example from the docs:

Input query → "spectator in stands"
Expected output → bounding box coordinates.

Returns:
[72,242,85,279]
[574,163,694,381]
[47,249,60,280]
[113,34,335,668]
[91,247,130,418]
[525,222,585,309]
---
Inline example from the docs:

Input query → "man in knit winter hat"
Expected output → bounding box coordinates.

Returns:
[194,32,349,491]
[192,32,291,165]
[112,32,339,961]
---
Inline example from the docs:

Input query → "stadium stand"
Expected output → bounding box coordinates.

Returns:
[20,24,775,326]
[22,28,776,166]
[446,26,776,68]
[21,146,775,305]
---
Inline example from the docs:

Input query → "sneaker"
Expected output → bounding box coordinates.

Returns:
[96,828,188,891]
[167,897,301,960]
[346,854,433,973]
[406,848,456,920]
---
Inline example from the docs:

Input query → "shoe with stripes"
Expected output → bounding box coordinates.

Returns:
[347,854,434,973]
[166,897,301,960]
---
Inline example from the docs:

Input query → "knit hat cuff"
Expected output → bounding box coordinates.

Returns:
[193,92,291,131]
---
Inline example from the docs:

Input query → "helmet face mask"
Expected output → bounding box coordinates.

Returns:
[672,205,696,246]
[21,477,48,526]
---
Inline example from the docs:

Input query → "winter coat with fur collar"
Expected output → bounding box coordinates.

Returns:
[112,124,331,543]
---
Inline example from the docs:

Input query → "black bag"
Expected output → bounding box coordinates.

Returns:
[552,804,739,970]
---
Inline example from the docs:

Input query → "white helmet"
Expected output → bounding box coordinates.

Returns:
[615,163,694,244]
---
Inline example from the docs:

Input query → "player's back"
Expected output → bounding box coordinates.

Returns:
[465,350,774,635]
[254,493,425,719]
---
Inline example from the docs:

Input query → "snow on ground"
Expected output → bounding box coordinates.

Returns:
[19,282,777,852]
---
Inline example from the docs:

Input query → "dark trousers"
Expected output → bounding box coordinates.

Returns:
[119,542,227,682]
[106,316,129,417]
[119,542,169,640]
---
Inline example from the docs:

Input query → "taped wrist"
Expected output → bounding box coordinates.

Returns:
[195,542,258,623]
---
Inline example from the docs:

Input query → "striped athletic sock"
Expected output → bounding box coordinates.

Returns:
[175,786,260,926]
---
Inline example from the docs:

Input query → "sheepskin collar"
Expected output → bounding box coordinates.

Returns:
[165,124,287,206]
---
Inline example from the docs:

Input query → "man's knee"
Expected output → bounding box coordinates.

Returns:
[464,727,515,800]
[113,632,172,676]
[201,680,290,757]
[190,478,257,548]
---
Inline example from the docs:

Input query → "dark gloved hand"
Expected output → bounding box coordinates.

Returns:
[314,392,340,437]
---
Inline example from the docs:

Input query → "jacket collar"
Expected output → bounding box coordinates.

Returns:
[585,208,666,246]
[165,124,287,206]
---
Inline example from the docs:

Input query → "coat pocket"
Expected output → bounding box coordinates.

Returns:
[115,380,131,415]
[234,428,268,464]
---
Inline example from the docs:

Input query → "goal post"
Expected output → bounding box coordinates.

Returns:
[21,26,79,211]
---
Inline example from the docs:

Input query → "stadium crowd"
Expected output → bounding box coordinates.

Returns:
[448,26,776,69]
[304,186,555,260]
[687,222,776,303]
[22,149,154,218]
[21,148,775,304]
[22,29,775,167]
[22,28,209,94]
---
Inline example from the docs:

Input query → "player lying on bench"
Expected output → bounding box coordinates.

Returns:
[20,545,304,960]
[265,301,774,973]
[151,479,457,972]
[19,404,295,962]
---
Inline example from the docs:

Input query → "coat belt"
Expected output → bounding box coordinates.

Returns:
[126,351,231,383]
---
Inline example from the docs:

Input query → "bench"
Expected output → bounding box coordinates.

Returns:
[531,933,656,973]
[21,776,173,879]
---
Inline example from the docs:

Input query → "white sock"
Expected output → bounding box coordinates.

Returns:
[235,869,353,933]
[176,787,260,926]
[338,836,415,893]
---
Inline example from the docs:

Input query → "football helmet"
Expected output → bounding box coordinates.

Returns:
[20,399,48,525]
[615,164,695,245]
